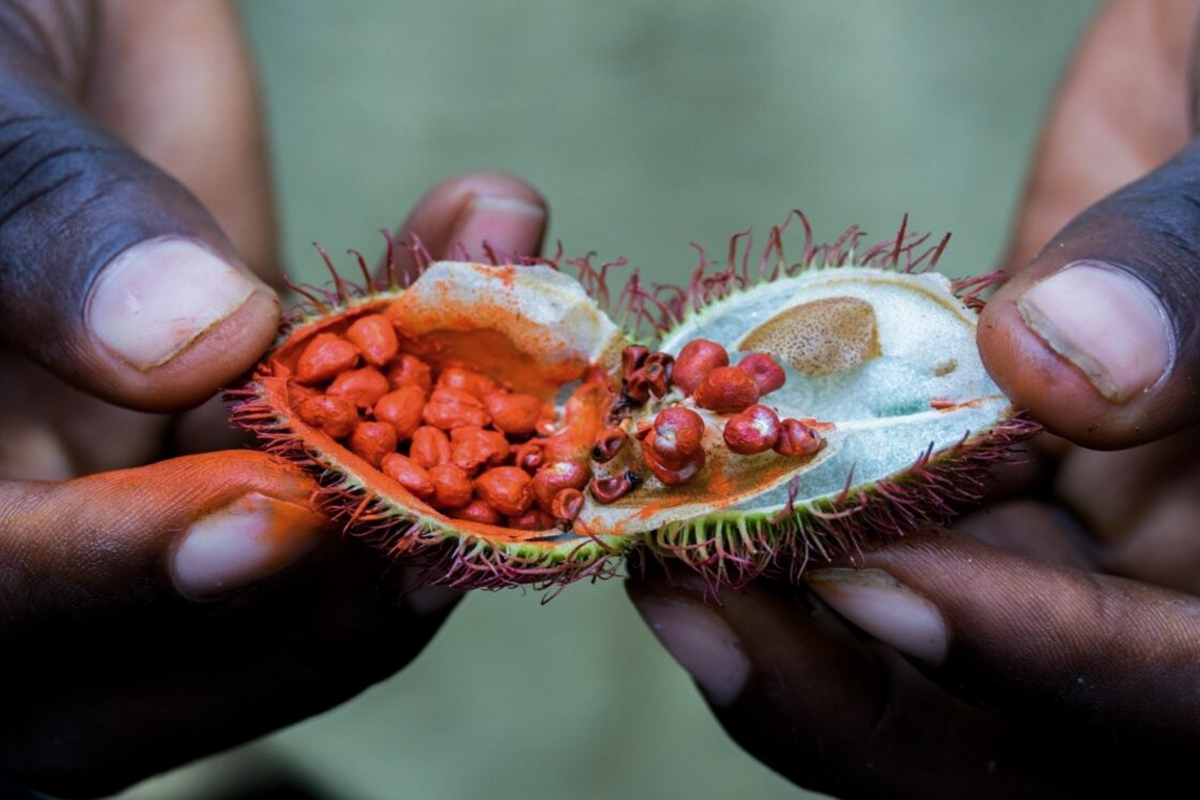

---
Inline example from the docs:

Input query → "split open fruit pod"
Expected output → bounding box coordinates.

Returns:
[230,217,1036,590]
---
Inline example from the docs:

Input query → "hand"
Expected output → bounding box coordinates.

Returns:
[0,2,548,796]
[627,2,1200,797]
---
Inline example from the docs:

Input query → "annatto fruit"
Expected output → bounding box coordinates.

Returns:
[230,214,1036,591]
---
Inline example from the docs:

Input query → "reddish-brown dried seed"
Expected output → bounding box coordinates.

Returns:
[529,460,592,514]
[348,421,398,467]
[722,404,782,454]
[296,394,358,439]
[409,426,452,469]
[422,387,491,429]
[621,345,650,378]
[474,466,534,517]
[345,313,400,367]
[551,487,585,523]
[429,463,473,509]
[591,427,628,463]
[674,339,729,395]
[374,386,426,440]
[693,366,760,414]
[386,354,433,394]
[590,474,636,504]
[484,391,544,436]
[327,367,390,410]
[450,426,511,474]
[295,332,359,384]
[774,418,823,457]
[506,508,556,531]
[449,499,505,526]
[381,453,434,500]
[514,440,545,473]
[436,366,499,400]
[737,353,786,395]
[628,355,673,400]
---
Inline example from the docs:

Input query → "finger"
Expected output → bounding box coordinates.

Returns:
[1004,0,1199,269]
[980,141,1200,447]
[5,542,456,798]
[982,1,1200,447]
[806,534,1200,765]
[383,171,548,282]
[0,3,280,411]
[86,0,279,284]
[627,564,1073,800]
[0,452,331,634]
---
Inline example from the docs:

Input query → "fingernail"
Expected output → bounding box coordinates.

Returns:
[452,194,546,260]
[1016,262,1172,403]
[632,597,750,706]
[88,238,262,370]
[807,568,948,664]
[172,492,328,600]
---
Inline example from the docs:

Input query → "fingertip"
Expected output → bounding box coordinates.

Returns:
[84,237,281,411]
[979,261,1176,448]
[390,171,548,275]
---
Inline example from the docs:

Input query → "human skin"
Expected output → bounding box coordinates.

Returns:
[627,2,1200,797]
[0,2,547,796]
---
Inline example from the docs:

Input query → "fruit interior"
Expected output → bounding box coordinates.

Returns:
[250,260,1011,556]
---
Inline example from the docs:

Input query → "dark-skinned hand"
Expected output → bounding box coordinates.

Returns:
[628,1,1200,797]
[0,2,548,796]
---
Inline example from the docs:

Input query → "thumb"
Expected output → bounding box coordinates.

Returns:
[806,533,1200,751]
[0,17,279,413]
[0,451,330,633]
[979,140,1200,448]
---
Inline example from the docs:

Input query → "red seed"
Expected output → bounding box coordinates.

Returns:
[409,426,451,469]
[673,339,729,395]
[737,353,786,395]
[449,499,505,526]
[722,404,781,454]
[436,366,499,400]
[449,426,511,474]
[591,427,628,463]
[374,386,426,440]
[506,508,556,531]
[774,418,823,457]
[386,354,433,394]
[348,421,398,466]
[421,387,491,429]
[429,463,473,509]
[474,466,534,517]
[296,394,358,439]
[621,345,650,378]
[514,440,546,473]
[295,333,358,384]
[693,366,760,414]
[590,474,635,504]
[345,314,400,367]
[484,391,544,436]
[381,453,434,500]
[529,461,592,514]
[551,487,585,523]
[327,367,390,409]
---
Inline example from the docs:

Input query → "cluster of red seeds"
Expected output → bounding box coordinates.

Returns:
[591,339,824,502]
[288,314,588,531]
[287,312,825,529]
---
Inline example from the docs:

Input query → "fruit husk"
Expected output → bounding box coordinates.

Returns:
[229,216,1038,592]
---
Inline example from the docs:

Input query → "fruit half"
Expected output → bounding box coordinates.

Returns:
[230,216,1036,590]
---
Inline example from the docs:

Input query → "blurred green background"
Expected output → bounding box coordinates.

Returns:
[118,2,1096,799]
